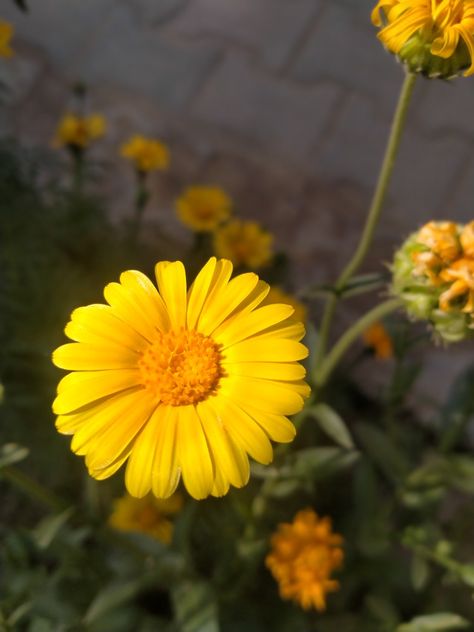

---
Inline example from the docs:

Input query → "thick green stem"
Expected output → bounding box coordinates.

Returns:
[2,465,67,511]
[314,72,416,368]
[315,298,403,388]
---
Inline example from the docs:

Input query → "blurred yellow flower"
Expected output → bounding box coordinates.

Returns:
[121,135,170,173]
[109,492,183,544]
[0,20,13,57]
[263,287,307,324]
[266,509,344,612]
[54,113,106,149]
[176,186,232,232]
[52,257,309,500]
[214,220,274,270]
[372,0,474,77]
[362,322,393,359]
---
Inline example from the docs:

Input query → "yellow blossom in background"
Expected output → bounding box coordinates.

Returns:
[266,509,344,612]
[176,186,232,232]
[121,135,170,173]
[372,0,474,77]
[109,492,183,544]
[362,322,393,359]
[263,287,307,324]
[54,113,106,149]
[52,257,309,500]
[0,20,14,57]
[214,220,274,269]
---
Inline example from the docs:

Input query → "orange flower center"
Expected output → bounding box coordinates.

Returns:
[138,328,223,406]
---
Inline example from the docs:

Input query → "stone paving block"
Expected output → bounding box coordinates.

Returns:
[2,0,117,68]
[413,78,474,137]
[193,53,341,163]
[291,2,403,115]
[75,4,220,110]
[165,0,320,69]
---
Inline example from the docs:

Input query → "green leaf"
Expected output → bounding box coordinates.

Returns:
[83,579,145,625]
[33,507,74,549]
[411,555,430,591]
[0,443,29,468]
[396,613,469,632]
[339,272,387,298]
[172,580,219,632]
[308,404,354,449]
[440,362,474,451]
[356,422,409,484]
[290,447,359,480]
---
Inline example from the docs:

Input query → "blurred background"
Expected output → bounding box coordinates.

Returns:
[1,0,474,411]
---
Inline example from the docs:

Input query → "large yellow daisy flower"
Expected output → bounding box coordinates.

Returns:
[52,258,310,500]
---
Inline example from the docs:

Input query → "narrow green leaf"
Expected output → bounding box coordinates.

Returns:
[356,422,409,483]
[397,612,469,632]
[290,447,359,480]
[172,580,219,632]
[308,404,354,449]
[33,507,74,549]
[83,579,145,625]
[411,555,430,591]
[0,443,29,468]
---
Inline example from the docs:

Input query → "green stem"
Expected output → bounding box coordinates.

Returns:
[315,298,403,388]
[314,72,417,368]
[2,465,67,511]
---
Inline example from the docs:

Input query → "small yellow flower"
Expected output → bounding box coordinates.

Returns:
[372,0,474,77]
[52,257,309,500]
[109,492,183,544]
[439,257,474,312]
[0,20,13,58]
[176,186,232,232]
[266,509,344,612]
[362,322,394,359]
[121,135,170,173]
[263,287,307,324]
[54,113,106,149]
[214,220,274,270]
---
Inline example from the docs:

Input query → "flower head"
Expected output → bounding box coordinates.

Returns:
[0,20,14,58]
[121,135,170,173]
[52,258,309,500]
[372,0,474,77]
[266,509,344,612]
[54,113,106,149]
[362,322,394,359]
[214,220,274,270]
[392,220,474,341]
[263,287,307,324]
[176,186,232,232]
[109,492,183,544]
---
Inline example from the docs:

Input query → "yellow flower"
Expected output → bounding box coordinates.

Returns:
[411,221,461,284]
[120,135,170,173]
[54,113,106,149]
[0,20,14,58]
[109,492,183,544]
[214,220,274,270]
[362,322,394,359]
[439,257,474,312]
[176,186,232,232]
[372,0,474,77]
[266,509,344,612]
[263,287,307,324]
[52,257,309,500]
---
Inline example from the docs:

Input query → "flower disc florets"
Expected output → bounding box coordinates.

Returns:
[392,220,474,341]
[372,0,474,78]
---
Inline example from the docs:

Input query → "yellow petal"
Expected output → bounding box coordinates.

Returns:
[239,403,296,443]
[65,304,148,350]
[104,280,161,341]
[224,337,308,364]
[210,395,273,464]
[125,405,164,497]
[222,361,306,381]
[176,405,214,500]
[53,369,141,415]
[198,273,259,336]
[197,399,250,489]
[53,342,140,371]
[219,376,305,416]
[213,303,295,348]
[119,270,171,332]
[186,257,218,329]
[155,261,187,328]
[151,406,181,499]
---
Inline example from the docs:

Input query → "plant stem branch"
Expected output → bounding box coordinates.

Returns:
[2,465,67,511]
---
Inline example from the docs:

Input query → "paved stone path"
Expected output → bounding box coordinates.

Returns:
[2,0,474,406]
